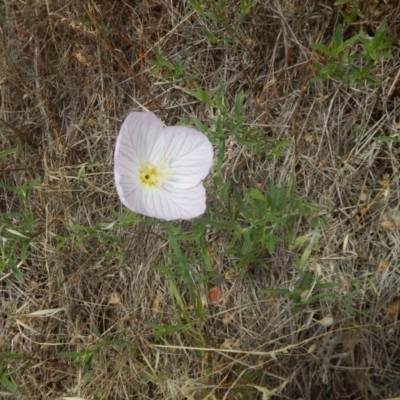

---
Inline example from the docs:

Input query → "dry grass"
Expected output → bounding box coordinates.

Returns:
[1,0,400,399]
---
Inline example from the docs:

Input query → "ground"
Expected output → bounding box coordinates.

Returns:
[1,1,400,399]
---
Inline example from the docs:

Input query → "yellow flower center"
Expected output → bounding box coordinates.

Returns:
[138,160,171,188]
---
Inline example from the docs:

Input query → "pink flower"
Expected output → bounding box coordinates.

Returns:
[114,112,213,220]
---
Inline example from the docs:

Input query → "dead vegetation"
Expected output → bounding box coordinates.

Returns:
[1,0,400,399]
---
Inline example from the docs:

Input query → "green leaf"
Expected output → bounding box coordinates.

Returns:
[188,0,205,14]
[298,248,312,269]
[0,148,16,162]
[148,322,187,340]
[57,351,92,358]
[374,135,399,142]
[241,229,252,253]
[165,226,187,268]
[201,219,236,230]
[263,288,291,295]
[91,328,104,339]
[215,134,225,176]
[238,0,256,20]
[331,25,344,54]
[202,29,218,44]
[337,33,361,53]
[340,303,371,318]
[377,50,393,59]
[235,136,258,146]
[303,294,337,304]
[0,373,16,393]
[310,75,327,83]
[233,186,253,219]
[364,275,379,295]
[204,11,221,23]
[265,236,276,253]
[187,82,213,106]
[79,17,91,27]
[314,282,340,289]
[173,232,200,241]
[200,244,213,271]
[214,85,226,113]
[165,225,197,308]
[192,117,206,133]
[372,21,391,51]
[246,188,265,201]
[334,0,351,4]
[311,43,331,55]
[230,119,245,135]
[168,279,191,322]
[220,180,231,198]
[234,90,245,118]
[293,235,309,247]
[0,352,22,361]
[9,258,24,282]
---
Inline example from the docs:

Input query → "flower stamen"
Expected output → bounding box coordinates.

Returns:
[138,160,171,188]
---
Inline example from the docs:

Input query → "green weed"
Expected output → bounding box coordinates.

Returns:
[189,0,256,42]
[264,233,339,313]
[57,329,124,374]
[149,48,196,82]
[374,133,400,143]
[0,351,23,395]
[205,183,323,272]
[311,21,393,85]
[55,209,144,265]
[334,0,364,24]
[0,173,39,282]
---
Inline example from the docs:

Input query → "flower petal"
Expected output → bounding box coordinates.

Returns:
[143,183,207,220]
[164,126,213,188]
[115,112,164,164]
[114,112,165,212]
